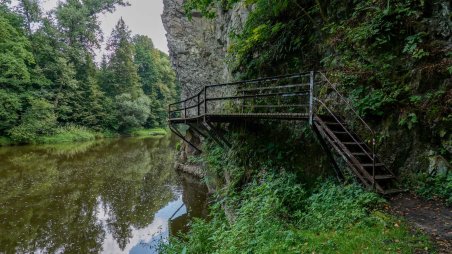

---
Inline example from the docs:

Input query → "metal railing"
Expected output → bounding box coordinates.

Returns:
[168,73,312,121]
[169,71,380,189]
[314,72,377,189]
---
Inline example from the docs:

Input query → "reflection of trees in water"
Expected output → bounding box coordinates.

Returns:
[0,136,179,253]
[169,173,209,237]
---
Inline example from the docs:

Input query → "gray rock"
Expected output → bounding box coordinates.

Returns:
[162,0,250,100]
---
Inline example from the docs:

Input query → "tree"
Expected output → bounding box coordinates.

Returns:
[15,0,42,37]
[55,0,128,54]
[9,98,57,143]
[0,15,34,83]
[115,93,151,131]
[0,1,178,142]
[133,35,158,95]
[104,18,141,98]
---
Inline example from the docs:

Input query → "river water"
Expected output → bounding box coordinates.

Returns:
[0,135,208,254]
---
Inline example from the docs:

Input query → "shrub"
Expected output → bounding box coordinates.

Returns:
[0,89,21,135]
[115,93,152,132]
[162,173,429,254]
[416,172,452,205]
[9,98,57,143]
[299,181,383,231]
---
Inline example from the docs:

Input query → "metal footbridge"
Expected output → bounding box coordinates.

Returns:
[168,72,401,195]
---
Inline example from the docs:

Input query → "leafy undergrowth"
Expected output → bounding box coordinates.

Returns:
[413,172,452,206]
[129,128,167,137]
[0,136,12,146]
[162,174,432,254]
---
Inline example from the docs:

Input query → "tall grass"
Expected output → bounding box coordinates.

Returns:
[36,125,102,144]
[129,128,167,137]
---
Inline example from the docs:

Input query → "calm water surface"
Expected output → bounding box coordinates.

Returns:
[0,135,208,254]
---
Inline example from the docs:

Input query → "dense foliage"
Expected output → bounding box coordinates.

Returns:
[184,0,451,205]
[185,0,450,157]
[170,2,451,248]
[162,141,432,253]
[0,1,178,144]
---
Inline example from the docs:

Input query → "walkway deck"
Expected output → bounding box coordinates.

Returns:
[168,72,401,195]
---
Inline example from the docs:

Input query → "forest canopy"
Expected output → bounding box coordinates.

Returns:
[0,0,179,144]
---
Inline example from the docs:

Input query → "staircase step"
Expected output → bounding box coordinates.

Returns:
[324,122,342,125]
[342,142,365,145]
[362,163,385,167]
[373,174,395,180]
[352,152,369,156]
[332,130,348,134]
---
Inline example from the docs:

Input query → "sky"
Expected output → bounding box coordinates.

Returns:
[40,0,169,57]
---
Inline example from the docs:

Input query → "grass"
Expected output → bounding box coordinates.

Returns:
[0,126,166,147]
[36,125,101,144]
[129,128,167,137]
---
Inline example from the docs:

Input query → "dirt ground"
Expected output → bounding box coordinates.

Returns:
[388,193,452,253]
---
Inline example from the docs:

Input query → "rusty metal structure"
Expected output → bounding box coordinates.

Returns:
[168,71,401,195]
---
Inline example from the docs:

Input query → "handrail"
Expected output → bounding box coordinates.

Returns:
[169,71,386,191]
[317,72,374,136]
[168,73,310,120]
[314,98,374,162]
[206,73,310,88]
[316,72,377,190]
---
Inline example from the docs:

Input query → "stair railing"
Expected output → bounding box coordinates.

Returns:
[168,73,311,120]
[314,72,377,190]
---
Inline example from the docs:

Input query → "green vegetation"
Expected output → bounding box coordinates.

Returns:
[130,128,167,137]
[185,0,450,155]
[35,125,104,144]
[412,172,452,205]
[162,141,432,254]
[0,1,178,145]
[185,0,452,228]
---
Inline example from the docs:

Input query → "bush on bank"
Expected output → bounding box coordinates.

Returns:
[161,139,433,253]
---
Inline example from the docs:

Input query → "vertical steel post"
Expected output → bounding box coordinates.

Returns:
[197,93,200,116]
[184,100,187,118]
[204,86,207,121]
[241,90,244,113]
[372,137,376,191]
[309,71,315,125]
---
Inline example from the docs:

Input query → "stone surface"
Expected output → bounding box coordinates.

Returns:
[162,0,250,99]
[162,0,250,167]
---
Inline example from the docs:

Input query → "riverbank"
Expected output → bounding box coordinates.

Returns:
[0,127,168,146]
[162,140,438,253]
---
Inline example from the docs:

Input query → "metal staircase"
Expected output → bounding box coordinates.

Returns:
[168,72,402,195]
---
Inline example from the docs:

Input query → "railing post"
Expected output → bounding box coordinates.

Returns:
[309,71,315,125]
[372,137,376,191]
[197,93,200,116]
[168,104,171,120]
[204,86,207,119]
[184,100,187,118]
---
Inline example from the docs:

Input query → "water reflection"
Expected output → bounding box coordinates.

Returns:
[0,136,208,254]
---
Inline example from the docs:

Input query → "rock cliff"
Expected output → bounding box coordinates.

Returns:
[162,0,249,98]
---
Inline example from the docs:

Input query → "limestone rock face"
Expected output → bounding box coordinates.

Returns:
[162,0,250,99]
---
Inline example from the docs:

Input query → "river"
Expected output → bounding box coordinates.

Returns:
[0,135,208,254]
